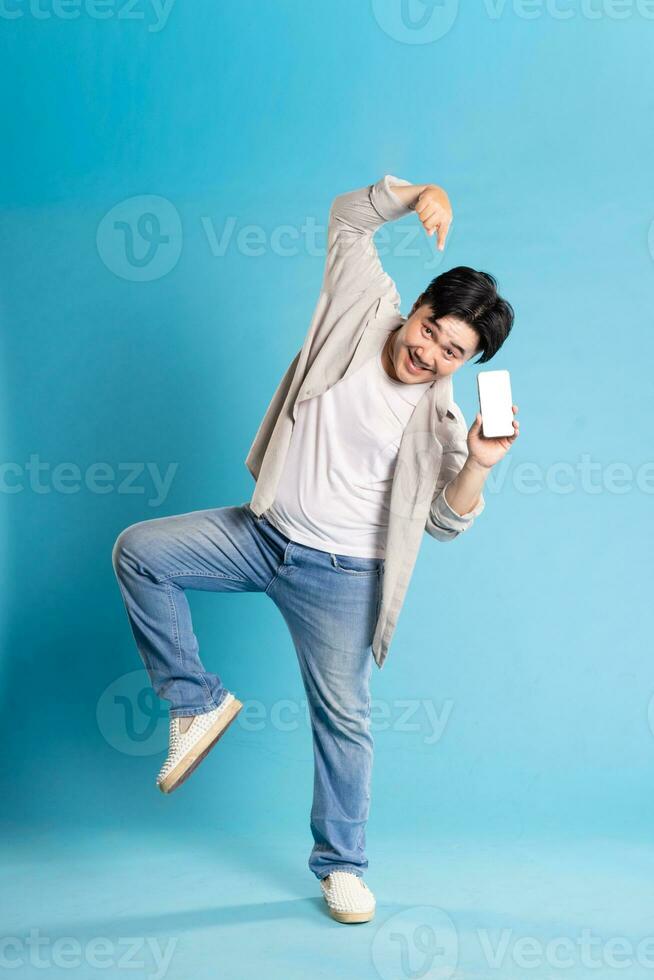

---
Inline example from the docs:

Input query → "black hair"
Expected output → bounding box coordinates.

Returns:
[418,266,514,363]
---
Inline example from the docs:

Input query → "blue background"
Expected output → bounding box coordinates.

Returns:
[1,2,653,978]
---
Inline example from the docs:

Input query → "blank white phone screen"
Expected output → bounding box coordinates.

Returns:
[477,370,514,438]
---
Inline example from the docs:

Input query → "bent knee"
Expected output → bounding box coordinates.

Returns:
[112,521,157,576]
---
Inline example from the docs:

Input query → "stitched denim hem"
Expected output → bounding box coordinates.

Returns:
[169,687,230,719]
[314,864,365,881]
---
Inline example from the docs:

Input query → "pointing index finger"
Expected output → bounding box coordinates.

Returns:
[437,217,452,251]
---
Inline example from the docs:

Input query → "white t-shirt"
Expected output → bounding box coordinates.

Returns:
[265,347,432,558]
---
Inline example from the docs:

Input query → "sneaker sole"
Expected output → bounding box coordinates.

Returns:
[158,697,243,794]
[325,904,376,924]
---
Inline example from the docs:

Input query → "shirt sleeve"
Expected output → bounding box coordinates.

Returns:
[430,481,485,533]
[424,416,486,542]
[321,174,415,308]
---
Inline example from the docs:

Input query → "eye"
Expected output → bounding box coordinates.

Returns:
[423,324,433,337]
[444,348,455,359]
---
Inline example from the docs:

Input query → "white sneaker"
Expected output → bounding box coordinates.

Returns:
[156,692,243,794]
[320,871,376,923]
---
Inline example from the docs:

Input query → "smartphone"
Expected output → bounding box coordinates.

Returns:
[477,369,514,438]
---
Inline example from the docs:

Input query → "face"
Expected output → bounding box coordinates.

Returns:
[381,298,480,385]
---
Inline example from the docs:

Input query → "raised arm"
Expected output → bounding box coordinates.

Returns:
[321,174,411,306]
[321,175,452,309]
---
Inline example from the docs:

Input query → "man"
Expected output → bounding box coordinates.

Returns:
[112,173,519,925]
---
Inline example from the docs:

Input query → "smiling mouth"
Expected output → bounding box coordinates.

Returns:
[408,349,429,373]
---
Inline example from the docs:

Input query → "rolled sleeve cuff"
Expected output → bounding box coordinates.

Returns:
[370,174,414,223]
[431,484,486,532]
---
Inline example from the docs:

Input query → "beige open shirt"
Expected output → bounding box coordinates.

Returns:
[245,174,485,670]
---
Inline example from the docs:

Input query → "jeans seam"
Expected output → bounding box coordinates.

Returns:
[264,562,289,597]
[155,570,241,585]
[330,554,382,576]
[199,673,221,707]
[165,582,182,667]
[199,677,224,709]
[114,575,157,677]
[166,582,222,709]
[264,542,295,597]
[374,566,383,623]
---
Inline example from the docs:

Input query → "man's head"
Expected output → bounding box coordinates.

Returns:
[381,266,514,385]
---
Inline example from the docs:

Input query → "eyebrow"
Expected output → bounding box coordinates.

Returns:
[426,317,467,357]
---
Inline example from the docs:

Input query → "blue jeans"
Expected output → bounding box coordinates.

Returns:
[111,502,384,880]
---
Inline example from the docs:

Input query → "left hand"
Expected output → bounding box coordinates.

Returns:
[414,185,453,251]
[467,404,520,470]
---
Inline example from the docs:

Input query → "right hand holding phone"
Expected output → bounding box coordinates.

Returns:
[467,405,520,470]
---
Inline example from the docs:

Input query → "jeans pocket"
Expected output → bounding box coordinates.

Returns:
[330,553,384,576]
